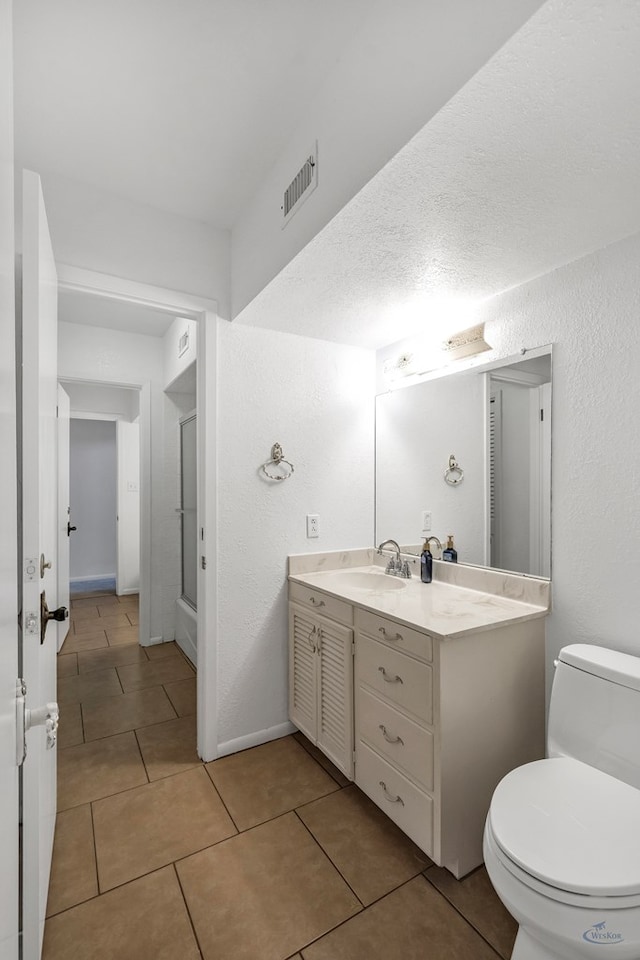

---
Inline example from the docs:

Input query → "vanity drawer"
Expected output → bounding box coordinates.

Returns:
[356,740,433,857]
[356,609,432,662]
[289,582,353,626]
[356,686,434,792]
[356,635,432,725]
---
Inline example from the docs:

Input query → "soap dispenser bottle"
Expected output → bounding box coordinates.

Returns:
[442,535,458,563]
[420,540,433,583]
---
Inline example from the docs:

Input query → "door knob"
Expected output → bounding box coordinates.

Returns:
[40,591,68,645]
[67,522,77,536]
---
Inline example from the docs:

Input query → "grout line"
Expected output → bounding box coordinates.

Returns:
[291,733,349,788]
[88,800,101,896]
[132,728,151,784]
[422,871,506,959]
[201,767,240,833]
[172,862,205,960]
[292,808,364,909]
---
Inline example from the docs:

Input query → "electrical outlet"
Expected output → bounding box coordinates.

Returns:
[306,514,320,538]
[421,510,432,532]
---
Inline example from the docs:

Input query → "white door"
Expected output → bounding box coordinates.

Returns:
[57,385,71,650]
[21,170,62,959]
[0,1,19,955]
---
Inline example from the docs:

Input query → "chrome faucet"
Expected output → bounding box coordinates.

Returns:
[377,539,411,578]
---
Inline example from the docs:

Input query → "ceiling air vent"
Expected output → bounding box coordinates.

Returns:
[281,142,318,227]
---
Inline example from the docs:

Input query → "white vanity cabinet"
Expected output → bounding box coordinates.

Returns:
[354,608,545,878]
[288,566,546,879]
[288,582,354,779]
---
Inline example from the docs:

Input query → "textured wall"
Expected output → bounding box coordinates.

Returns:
[217,322,375,746]
[479,231,640,689]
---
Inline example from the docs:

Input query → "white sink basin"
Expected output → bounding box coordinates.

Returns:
[323,570,407,591]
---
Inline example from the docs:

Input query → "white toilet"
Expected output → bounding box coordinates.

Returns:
[484,643,640,960]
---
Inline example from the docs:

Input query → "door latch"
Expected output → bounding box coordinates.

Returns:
[16,679,59,766]
[40,591,68,645]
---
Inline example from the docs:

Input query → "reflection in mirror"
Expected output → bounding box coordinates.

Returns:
[375,349,552,578]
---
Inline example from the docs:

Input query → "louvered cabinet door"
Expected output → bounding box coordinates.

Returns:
[317,618,354,778]
[289,603,319,743]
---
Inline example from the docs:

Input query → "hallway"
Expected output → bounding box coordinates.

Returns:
[46,592,517,960]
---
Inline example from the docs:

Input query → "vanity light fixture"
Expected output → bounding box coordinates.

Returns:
[441,322,491,362]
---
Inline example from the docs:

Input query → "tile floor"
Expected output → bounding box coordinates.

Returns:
[45,591,517,960]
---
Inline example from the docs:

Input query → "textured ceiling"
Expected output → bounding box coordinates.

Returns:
[237,0,640,350]
[13,0,370,228]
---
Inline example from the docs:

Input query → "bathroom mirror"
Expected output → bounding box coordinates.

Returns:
[375,348,552,577]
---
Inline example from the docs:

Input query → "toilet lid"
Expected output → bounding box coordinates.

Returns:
[489,758,640,897]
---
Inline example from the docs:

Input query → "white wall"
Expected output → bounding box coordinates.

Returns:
[164,316,197,389]
[58,321,167,639]
[216,322,375,750]
[37,171,230,317]
[476,230,640,686]
[116,421,140,595]
[231,0,544,318]
[63,381,139,421]
[69,419,117,580]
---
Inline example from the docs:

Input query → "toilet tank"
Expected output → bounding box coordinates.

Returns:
[548,644,640,789]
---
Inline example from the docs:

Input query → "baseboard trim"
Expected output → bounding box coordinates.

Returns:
[217,721,296,759]
[116,588,139,596]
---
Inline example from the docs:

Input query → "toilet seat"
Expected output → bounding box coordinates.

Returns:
[488,757,640,903]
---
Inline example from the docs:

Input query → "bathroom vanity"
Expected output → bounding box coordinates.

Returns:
[288,550,550,878]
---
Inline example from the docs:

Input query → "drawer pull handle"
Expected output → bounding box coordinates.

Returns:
[379,724,404,746]
[379,780,405,806]
[378,666,403,684]
[379,627,403,642]
[309,596,325,607]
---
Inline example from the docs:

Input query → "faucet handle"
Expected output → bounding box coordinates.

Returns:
[401,560,411,579]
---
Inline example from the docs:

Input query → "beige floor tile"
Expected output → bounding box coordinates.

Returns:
[144,640,182,661]
[93,766,236,891]
[56,653,78,678]
[116,593,138,604]
[302,876,499,960]
[72,594,115,608]
[42,866,201,960]
[126,610,139,625]
[72,620,110,638]
[293,731,351,787]
[77,642,147,673]
[58,732,148,810]
[205,736,339,831]
[164,677,196,716]
[82,687,177,741]
[426,865,517,959]
[70,605,100,622]
[178,812,361,960]
[46,805,98,917]
[106,625,140,646]
[298,785,431,905]
[117,656,195,692]
[136,715,200,780]
[60,631,108,655]
[95,613,133,631]
[57,702,84,748]
[57,667,123,706]
[97,602,123,617]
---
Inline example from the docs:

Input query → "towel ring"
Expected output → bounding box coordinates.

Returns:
[262,443,294,481]
[444,454,463,486]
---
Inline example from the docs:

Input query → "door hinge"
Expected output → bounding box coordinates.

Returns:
[351,641,356,656]
[353,750,357,765]
[201,556,207,570]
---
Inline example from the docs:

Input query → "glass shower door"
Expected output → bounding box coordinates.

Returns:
[180,413,197,609]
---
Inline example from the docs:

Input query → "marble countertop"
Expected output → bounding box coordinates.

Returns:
[289,564,548,640]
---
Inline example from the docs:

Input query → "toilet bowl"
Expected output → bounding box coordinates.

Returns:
[484,757,640,959]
